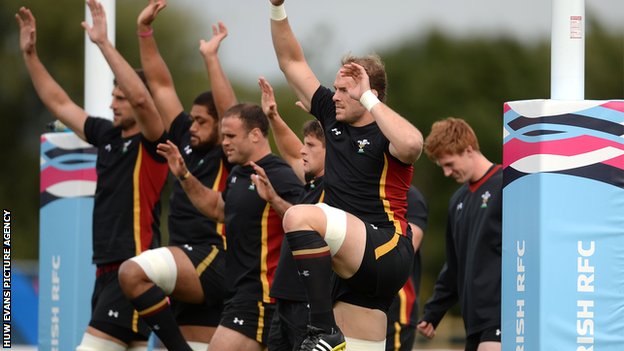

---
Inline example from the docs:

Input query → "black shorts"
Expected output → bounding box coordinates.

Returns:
[385,321,416,351]
[219,299,275,345]
[465,325,502,351]
[171,244,225,327]
[331,225,414,311]
[267,299,310,351]
[89,263,150,344]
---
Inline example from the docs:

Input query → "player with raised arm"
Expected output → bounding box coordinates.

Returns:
[17,1,168,349]
[117,1,236,350]
[269,1,423,350]
[157,102,304,351]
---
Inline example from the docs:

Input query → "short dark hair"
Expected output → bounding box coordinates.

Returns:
[302,120,324,146]
[193,91,218,120]
[223,103,269,136]
[114,68,150,93]
[341,54,387,102]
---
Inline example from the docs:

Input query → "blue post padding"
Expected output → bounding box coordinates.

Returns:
[502,100,624,350]
[39,133,97,350]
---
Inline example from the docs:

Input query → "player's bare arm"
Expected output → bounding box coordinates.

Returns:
[157,140,225,222]
[137,0,185,130]
[340,62,423,164]
[269,0,320,111]
[84,0,164,141]
[259,77,305,182]
[250,161,293,217]
[17,7,88,140]
[199,22,238,119]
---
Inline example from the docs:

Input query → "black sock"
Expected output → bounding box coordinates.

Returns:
[285,230,337,333]
[131,285,192,351]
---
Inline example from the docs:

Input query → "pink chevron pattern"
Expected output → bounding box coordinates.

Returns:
[40,133,97,204]
[503,100,624,188]
[504,135,624,169]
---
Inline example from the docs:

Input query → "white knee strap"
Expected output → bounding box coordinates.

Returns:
[315,203,347,256]
[75,333,126,351]
[344,336,386,351]
[130,247,178,294]
[187,341,210,351]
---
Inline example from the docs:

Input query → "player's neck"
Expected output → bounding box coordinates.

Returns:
[469,154,494,183]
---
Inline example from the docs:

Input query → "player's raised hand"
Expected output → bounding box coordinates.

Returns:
[82,0,109,46]
[199,22,228,58]
[138,0,167,28]
[259,77,278,119]
[15,7,37,56]
[339,62,373,101]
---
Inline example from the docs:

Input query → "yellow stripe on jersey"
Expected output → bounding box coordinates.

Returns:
[379,154,402,235]
[260,203,271,303]
[375,233,399,260]
[212,161,227,249]
[318,190,325,203]
[211,160,224,191]
[196,245,219,277]
[398,287,408,324]
[132,144,143,256]
[256,301,266,342]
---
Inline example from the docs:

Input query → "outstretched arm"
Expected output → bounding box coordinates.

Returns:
[136,0,184,131]
[16,7,88,140]
[269,0,320,111]
[199,22,237,119]
[340,63,423,164]
[83,0,164,141]
[259,77,304,182]
[157,140,225,221]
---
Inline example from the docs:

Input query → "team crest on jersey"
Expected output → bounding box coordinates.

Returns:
[231,176,237,184]
[105,144,112,152]
[481,191,491,208]
[456,202,463,211]
[248,183,256,191]
[122,140,132,153]
[183,144,193,155]
[357,139,370,153]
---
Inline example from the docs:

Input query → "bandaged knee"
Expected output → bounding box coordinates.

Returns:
[316,203,347,256]
[130,247,177,294]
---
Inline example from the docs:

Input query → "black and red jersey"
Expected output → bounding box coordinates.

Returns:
[167,112,231,248]
[422,165,502,336]
[84,117,168,265]
[222,154,303,303]
[387,186,428,326]
[309,86,413,235]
